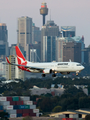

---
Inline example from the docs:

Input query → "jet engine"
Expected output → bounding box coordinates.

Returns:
[60,72,70,75]
[43,68,52,74]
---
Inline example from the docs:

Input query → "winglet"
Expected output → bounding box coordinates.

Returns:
[6,57,11,64]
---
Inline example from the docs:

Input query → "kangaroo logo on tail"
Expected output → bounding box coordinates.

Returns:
[15,46,27,65]
[17,56,26,65]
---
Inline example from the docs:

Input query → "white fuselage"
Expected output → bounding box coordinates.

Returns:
[27,61,84,73]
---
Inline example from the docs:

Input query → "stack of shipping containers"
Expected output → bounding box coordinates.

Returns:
[0,96,39,118]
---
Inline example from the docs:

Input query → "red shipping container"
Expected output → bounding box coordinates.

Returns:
[29,109,33,113]
[15,101,23,105]
[10,101,16,105]
[17,109,23,114]
[0,110,3,112]
[22,113,29,117]
[7,97,12,101]
[22,109,29,114]
[33,102,37,105]
[31,113,36,117]
[62,118,76,120]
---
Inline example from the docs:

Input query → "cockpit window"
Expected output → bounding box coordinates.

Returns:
[77,64,81,66]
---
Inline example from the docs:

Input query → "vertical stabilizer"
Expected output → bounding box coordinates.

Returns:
[15,46,27,65]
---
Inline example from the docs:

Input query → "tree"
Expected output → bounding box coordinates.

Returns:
[85,114,90,120]
[0,112,9,120]
[52,106,62,112]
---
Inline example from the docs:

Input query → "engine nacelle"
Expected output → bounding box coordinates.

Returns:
[43,69,52,74]
[60,72,70,75]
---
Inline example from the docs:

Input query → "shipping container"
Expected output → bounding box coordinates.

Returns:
[6,110,16,114]
[15,101,23,105]
[17,113,22,117]
[30,113,36,116]
[33,109,39,113]
[13,105,19,109]
[10,101,16,105]
[10,114,17,118]
[59,115,65,118]
[3,105,13,110]
[24,101,33,105]
[36,113,40,117]
[62,118,76,120]
[0,101,10,106]
[0,106,3,110]
[19,105,25,109]
[0,97,7,101]
[22,109,29,114]
[29,109,33,113]
[69,114,78,118]
[12,96,19,101]
[7,97,12,101]
[25,105,30,109]
[20,96,30,101]
[22,113,29,117]
[17,109,23,114]
[0,110,3,112]
[30,105,36,109]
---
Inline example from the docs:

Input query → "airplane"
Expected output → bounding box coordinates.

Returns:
[6,46,85,77]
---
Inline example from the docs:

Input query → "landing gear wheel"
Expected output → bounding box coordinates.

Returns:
[52,74,56,77]
[76,73,78,76]
[42,74,46,77]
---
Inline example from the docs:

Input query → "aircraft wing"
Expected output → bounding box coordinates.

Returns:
[6,57,44,71]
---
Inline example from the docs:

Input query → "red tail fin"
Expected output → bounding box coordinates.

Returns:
[15,46,27,65]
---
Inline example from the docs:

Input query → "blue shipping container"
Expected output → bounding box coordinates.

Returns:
[13,105,19,109]
[0,106,3,110]
[17,114,22,117]
[19,105,25,109]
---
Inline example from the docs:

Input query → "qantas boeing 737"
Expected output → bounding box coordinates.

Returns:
[6,46,84,77]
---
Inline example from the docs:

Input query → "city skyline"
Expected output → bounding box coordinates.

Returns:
[0,0,90,47]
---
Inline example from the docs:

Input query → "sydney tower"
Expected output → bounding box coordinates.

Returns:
[40,3,48,26]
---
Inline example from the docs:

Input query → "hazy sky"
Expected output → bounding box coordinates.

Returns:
[0,0,90,47]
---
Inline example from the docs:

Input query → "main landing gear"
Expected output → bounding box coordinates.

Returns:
[42,73,56,77]
[76,71,80,76]
[42,74,46,77]
[52,74,56,77]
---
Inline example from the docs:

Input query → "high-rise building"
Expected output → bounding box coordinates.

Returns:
[0,23,8,61]
[26,43,41,62]
[63,42,81,63]
[56,37,65,62]
[61,26,76,37]
[6,45,25,81]
[32,23,41,44]
[84,46,90,64]
[17,16,32,51]
[41,20,60,61]
[43,36,56,62]
[6,55,25,81]
[65,36,85,63]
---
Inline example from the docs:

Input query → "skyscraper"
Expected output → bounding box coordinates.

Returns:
[0,23,8,61]
[41,20,60,61]
[61,26,76,37]
[56,37,65,62]
[63,42,81,63]
[43,36,56,62]
[17,16,32,51]
[32,23,41,43]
